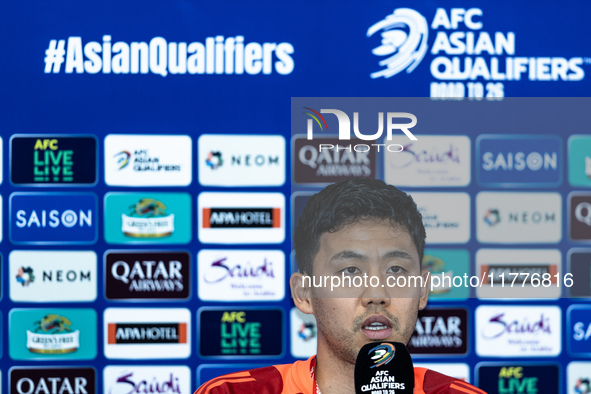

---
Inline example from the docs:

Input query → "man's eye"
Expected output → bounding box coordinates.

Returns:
[342,267,361,275]
[387,266,404,274]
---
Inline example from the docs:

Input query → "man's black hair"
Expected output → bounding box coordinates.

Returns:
[294,178,426,274]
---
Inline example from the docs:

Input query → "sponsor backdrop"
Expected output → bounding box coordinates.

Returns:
[0,1,590,393]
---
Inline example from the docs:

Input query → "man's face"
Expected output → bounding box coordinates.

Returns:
[303,219,428,365]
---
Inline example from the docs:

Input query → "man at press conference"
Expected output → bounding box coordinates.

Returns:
[196,178,486,394]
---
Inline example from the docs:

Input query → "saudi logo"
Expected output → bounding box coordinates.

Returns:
[367,8,429,78]
[369,343,395,368]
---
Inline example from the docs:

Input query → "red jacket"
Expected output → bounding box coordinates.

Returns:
[196,356,487,394]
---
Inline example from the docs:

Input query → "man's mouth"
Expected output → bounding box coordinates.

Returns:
[363,322,389,331]
[360,315,393,340]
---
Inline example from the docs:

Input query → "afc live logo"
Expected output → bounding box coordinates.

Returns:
[199,308,283,357]
[10,135,97,185]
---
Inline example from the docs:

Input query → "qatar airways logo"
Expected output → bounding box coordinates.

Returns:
[368,7,587,99]
[303,107,417,153]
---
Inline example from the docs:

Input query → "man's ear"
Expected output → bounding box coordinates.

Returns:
[290,272,314,315]
[418,269,430,311]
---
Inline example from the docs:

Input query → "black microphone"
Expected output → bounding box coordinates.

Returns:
[354,342,414,394]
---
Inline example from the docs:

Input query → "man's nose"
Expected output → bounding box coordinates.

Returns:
[360,277,392,307]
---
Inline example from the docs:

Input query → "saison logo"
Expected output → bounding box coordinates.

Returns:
[27,314,80,354]
[122,199,174,238]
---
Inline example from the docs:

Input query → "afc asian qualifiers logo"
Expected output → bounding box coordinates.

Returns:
[367,8,586,99]
[104,135,192,186]
[367,8,429,78]
[368,343,395,368]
